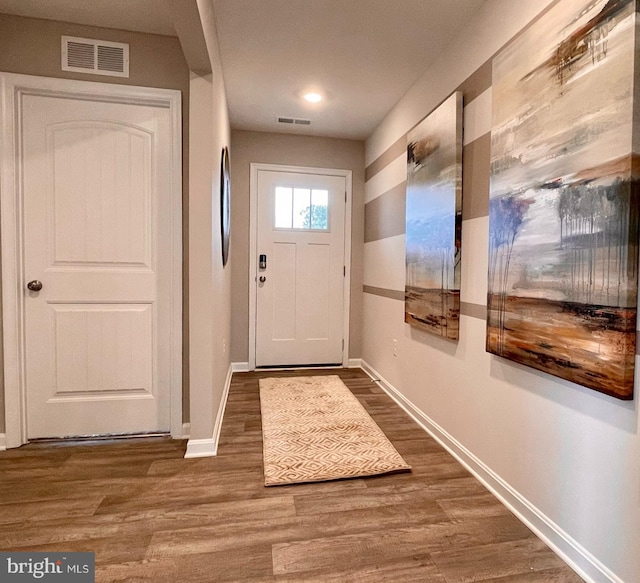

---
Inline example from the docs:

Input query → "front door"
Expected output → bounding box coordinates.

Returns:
[20,84,176,439]
[256,169,346,366]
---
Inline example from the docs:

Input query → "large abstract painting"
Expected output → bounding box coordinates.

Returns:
[488,0,639,399]
[406,92,462,340]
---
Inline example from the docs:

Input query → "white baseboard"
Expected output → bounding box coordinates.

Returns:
[0,433,6,451]
[184,437,217,458]
[181,423,190,440]
[360,360,621,583]
[232,362,250,372]
[347,358,362,368]
[213,362,233,450]
[184,363,233,459]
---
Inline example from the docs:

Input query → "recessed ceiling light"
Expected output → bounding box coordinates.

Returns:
[303,92,323,103]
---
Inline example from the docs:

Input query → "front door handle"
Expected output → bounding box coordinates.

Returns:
[27,280,43,292]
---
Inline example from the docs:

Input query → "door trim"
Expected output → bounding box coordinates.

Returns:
[0,73,183,448]
[249,163,352,370]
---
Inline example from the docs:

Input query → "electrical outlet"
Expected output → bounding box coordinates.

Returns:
[393,339,398,357]
[222,338,227,354]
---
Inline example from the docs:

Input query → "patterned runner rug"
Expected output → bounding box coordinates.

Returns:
[259,375,411,486]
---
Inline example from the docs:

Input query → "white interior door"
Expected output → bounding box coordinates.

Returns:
[256,169,346,367]
[20,89,174,439]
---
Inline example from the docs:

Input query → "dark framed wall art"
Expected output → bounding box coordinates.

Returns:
[220,146,231,266]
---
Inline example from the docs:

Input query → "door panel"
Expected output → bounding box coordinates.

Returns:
[272,242,297,340]
[50,304,152,395]
[305,243,331,339]
[50,124,151,267]
[256,170,346,367]
[22,92,171,438]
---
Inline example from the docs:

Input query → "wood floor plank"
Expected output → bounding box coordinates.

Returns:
[430,538,579,582]
[0,496,105,525]
[269,557,448,583]
[224,554,448,583]
[364,474,486,497]
[271,515,534,576]
[0,368,583,582]
[0,477,143,504]
[479,567,585,582]
[2,514,158,549]
[145,501,457,560]
[4,534,153,566]
[96,546,274,583]
[437,492,513,520]
[293,483,449,518]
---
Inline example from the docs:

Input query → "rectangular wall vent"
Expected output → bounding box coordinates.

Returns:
[277,116,311,126]
[62,36,129,78]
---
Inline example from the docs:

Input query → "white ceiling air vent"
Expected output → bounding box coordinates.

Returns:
[277,116,311,126]
[62,36,129,78]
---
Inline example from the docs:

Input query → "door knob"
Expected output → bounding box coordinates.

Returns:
[27,280,43,291]
[259,276,266,283]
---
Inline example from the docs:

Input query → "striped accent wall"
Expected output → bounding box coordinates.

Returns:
[462,132,490,221]
[364,49,640,353]
[363,285,405,302]
[365,135,405,182]
[364,182,406,242]
[363,57,493,321]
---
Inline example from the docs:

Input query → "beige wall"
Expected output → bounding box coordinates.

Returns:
[363,1,640,582]
[0,13,191,432]
[229,130,365,363]
[186,0,231,447]
[0,13,189,91]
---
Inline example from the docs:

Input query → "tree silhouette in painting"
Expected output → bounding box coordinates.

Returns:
[556,180,638,306]
[488,195,531,351]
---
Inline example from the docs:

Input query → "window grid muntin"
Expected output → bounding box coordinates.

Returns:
[274,186,330,231]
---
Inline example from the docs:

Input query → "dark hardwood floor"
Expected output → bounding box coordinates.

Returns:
[0,368,583,582]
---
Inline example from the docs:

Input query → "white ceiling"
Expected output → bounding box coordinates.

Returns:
[0,0,488,140]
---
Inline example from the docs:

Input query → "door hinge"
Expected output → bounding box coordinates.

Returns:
[345,191,347,202]
[343,266,346,277]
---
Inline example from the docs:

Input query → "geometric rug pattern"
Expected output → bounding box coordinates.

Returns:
[259,375,411,486]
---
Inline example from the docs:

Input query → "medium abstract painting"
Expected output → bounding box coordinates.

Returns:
[406,92,462,340]
[488,0,638,399]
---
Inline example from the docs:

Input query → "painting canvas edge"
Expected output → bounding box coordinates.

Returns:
[405,91,463,341]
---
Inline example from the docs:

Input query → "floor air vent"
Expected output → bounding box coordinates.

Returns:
[278,116,311,126]
[62,36,129,78]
